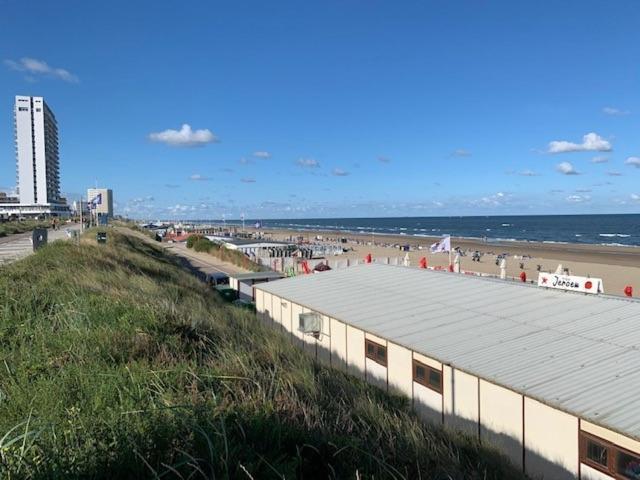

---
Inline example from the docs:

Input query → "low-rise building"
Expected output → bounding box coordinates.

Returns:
[255,263,640,480]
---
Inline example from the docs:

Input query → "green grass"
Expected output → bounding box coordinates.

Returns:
[0,220,51,237]
[0,229,526,479]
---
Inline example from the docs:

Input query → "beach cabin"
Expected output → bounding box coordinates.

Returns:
[254,263,640,480]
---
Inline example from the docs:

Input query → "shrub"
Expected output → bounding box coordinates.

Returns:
[185,234,203,249]
[192,237,213,252]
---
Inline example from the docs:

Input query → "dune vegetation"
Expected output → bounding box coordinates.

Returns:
[0,229,526,479]
[0,219,51,237]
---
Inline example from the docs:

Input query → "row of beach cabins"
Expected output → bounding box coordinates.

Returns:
[254,263,640,480]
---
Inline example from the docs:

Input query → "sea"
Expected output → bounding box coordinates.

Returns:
[212,214,640,247]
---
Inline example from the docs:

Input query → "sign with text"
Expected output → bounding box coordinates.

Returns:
[537,273,604,294]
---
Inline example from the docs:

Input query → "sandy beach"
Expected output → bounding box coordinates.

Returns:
[254,227,640,298]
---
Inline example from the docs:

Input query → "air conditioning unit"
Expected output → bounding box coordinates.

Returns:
[298,312,322,336]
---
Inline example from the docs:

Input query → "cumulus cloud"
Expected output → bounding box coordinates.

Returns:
[519,170,539,177]
[4,57,79,83]
[253,151,271,159]
[238,157,252,165]
[606,171,623,177]
[240,178,256,183]
[296,158,320,168]
[189,174,211,181]
[602,106,630,116]
[556,162,580,175]
[332,168,350,176]
[548,132,612,154]
[591,156,609,164]
[149,124,218,147]
[625,157,640,168]
[566,194,590,203]
[631,193,640,202]
[378,156,392,163]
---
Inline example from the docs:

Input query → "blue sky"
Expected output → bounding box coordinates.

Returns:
[1,0,639,219]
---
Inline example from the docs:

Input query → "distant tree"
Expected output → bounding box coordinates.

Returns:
[186,234,203,249]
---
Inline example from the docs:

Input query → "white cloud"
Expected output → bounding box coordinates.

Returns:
[149,124,218,147]
[164,184,180,188]
[238,157,252,165]
[332,168,350,176]
[519,170,539,176]
[606,171,623,177]
[556,162,579,175]
[4,57,79,83]
[378,156,392,163]
[625,157,640,168]
[253,151,271,159]
[296,158,320,168]
[566,194,590,203]
[591,156,609,164]
[240,178,256,183]
[450,149,472,157]
[603,106,630,116]
[548,132,612,154]
[189,174,211,181]
[630,193,640,202]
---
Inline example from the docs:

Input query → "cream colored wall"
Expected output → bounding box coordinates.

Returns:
[290,302,305,347]
[329,318,347,371]
[581,420,640,455]
[255,289,264,319]
[346,325,365,379]
[280,299,292,335]
[262,292,273,325]
[364,332,387,389]
[387,342,412,397]
[271,294,282,329]
[444,368,478,436]
[479,380,523,470]
[411,352,444,426]
[581,464,613,480]
[524,398,578,480]
[316,315,332,365]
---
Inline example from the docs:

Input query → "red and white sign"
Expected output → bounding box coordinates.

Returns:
[537,273,604,294]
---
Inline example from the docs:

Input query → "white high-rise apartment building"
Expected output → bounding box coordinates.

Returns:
[14,95,62,205]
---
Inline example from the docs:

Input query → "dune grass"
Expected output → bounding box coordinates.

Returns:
[0,229,526,479]
[0,220,51,237]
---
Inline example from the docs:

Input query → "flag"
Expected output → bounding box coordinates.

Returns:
[89,193,102,209]
[430,236,451,253]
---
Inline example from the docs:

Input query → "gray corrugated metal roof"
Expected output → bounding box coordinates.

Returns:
[232,271,284,281]
[255,264,640,440]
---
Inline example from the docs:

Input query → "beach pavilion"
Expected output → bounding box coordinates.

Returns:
[255,263,640,480]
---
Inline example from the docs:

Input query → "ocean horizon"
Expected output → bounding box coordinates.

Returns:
[175,213,640,247]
